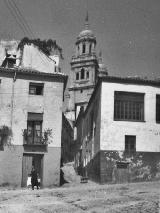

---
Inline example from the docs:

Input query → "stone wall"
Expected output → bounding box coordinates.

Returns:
[100,150,160,183]
[86,151,101,183]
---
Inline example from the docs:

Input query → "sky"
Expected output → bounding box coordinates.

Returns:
[0,0,160,79]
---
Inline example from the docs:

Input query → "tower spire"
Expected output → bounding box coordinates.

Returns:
[85,11,89,29]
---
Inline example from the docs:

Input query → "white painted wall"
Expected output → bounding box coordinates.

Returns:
[22,44,56,73]
[0,76,64,148]
[101,82,160,152]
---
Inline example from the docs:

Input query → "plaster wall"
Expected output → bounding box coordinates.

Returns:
[0,76,63,148]
[22,45,56,73]
[82,84,101,164]
[101,82,160,152]
[43,147,61,187]
[0,74,64,187]
[0,145,23,187]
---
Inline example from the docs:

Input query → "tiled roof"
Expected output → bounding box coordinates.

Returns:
[0,67,67,78]
[100,75,160,87]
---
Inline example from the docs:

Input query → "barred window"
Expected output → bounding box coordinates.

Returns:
[156,95,160,123]
[125,135,136,155]
[114,91,144,121]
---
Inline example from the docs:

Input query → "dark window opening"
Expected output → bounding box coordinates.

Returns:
[114,91,144,121]
[156,95,160,123]
[86,71,89,79]
[1,58,16,68]
[81,68,85,79]
[29,83,44,95]
[76,72,79,80]
[89,44,92,54]
[82,43,86,54]
[125,135,136,155]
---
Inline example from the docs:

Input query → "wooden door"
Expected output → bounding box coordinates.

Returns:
[21,154,33,187]
[21,154,43,187]
[112,162,129,183]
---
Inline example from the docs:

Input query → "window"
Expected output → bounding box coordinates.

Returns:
[82,43,86,54]
[27,113,43,144]
[81,68,85,79]
[125,135,136,155]
[114,91,144,121]
[89,44,92,54]
[29,83,44,95]
[86,71,89,79]
[76,72,79,80]
[156,95,160,123]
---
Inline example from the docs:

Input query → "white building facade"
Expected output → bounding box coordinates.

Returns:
[75,76,160,183]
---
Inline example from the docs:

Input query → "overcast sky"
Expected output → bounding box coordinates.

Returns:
[0,0,160,79]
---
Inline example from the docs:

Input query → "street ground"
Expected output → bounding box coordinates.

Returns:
[0,181,160,213]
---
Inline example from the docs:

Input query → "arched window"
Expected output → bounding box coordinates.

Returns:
[86,71,89,79]
[89,44,92,54]
[76,72,79,80]
[82,43,86,54]
[81,68,85,79]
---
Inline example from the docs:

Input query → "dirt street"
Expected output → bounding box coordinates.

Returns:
[0,181,160,213]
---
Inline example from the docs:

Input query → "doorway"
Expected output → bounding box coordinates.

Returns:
[21,154,43,187]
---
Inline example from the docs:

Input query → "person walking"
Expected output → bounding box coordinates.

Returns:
[31,166,39,190]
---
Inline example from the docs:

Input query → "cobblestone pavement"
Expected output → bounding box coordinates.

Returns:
[0,181,160,212]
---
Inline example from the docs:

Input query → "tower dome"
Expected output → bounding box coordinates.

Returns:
[78,29,94,38]
[76,12,96,43]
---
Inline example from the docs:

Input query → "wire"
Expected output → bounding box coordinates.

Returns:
[9,0,36,38]
[5,0,51,66]
[4,0,27,36]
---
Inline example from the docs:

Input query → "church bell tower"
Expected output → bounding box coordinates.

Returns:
[67,13,99,121]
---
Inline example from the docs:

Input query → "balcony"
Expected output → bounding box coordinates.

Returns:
[23,129,48,152]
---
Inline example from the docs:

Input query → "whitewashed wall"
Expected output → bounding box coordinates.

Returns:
[0,76,64,148]
[101,82,160,152]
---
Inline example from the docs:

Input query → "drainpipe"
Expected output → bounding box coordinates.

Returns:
[10,70,17,129]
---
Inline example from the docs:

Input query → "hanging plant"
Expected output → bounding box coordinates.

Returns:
[22,129,28,142]
[42,128,53,145]
[0,125,12,146]
[17,37,63,59]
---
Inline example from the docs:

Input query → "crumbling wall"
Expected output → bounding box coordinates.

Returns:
[100,150,160,183]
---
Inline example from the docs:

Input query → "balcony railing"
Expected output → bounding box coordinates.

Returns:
[23,129,47,145]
